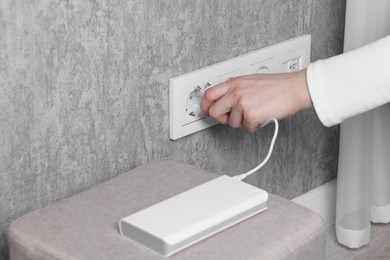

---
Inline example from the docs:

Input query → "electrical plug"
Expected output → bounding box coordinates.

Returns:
[185,82,211,117]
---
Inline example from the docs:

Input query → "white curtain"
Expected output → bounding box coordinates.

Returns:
[336,0,390,248]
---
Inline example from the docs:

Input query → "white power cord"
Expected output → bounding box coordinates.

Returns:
[233,118,279,181]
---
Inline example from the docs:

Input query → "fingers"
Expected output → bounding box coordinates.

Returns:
[216,114,229,125]
[200,78,247,126]
[243,120,260,133]
[228,105,243,128]
[242,110,266,133]
[200,75,267,131]
[208,90,237,121]
[200,81,230,116]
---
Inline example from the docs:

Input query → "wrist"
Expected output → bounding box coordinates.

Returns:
[293,69,313,111]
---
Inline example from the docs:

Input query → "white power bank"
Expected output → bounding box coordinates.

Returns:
[119,175,268,256]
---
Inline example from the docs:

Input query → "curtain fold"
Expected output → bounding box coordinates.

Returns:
[336,0,390,248]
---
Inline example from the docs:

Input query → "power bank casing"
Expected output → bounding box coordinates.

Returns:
[119,175,268,256]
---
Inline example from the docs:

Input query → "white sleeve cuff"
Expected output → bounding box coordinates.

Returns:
[306,35,390,127]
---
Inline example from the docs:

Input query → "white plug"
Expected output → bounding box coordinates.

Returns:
[185,82,211,117]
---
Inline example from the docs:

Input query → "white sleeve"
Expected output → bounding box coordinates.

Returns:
[306,35,390,127]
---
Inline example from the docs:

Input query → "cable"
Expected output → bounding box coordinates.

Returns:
[233,118,279,181]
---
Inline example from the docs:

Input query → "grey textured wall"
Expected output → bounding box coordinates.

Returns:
[0,0,345,258]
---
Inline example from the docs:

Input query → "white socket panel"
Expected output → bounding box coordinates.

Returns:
[169,34,311,140]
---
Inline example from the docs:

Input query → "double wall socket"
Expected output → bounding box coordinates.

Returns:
[170,34,311,140]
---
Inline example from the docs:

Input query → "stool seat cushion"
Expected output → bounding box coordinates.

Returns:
[9,161,325,259]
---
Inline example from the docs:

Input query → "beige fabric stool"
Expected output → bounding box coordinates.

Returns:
[9,161,325,259]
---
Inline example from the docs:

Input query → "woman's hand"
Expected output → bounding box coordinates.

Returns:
[200,69,313,132]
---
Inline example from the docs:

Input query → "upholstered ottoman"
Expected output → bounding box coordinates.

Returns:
[9,161,325,259]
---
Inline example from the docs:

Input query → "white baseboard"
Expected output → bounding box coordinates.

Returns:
[292,179,337,226]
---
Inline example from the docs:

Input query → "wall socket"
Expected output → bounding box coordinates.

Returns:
[169,34,311,140]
